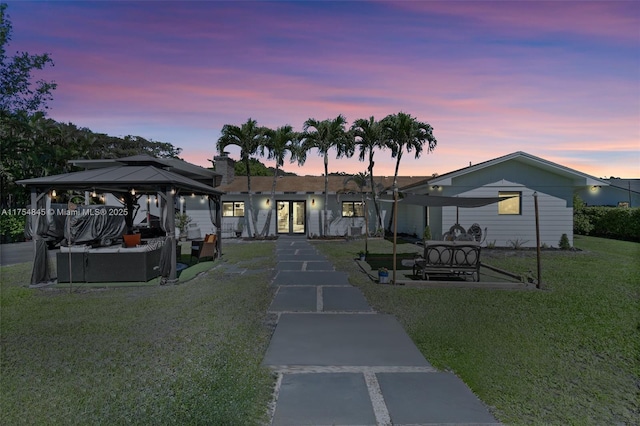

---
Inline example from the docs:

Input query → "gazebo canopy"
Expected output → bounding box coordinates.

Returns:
[16,164,224,196]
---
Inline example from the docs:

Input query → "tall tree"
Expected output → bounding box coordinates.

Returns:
[382,111,437,223]
[1,3,56,115]
[298,114,353,236]
[351,116,385,231]
[260,124,299,237]
[217,118,266,238]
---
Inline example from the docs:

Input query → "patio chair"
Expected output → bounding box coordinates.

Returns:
[191,234,217,262]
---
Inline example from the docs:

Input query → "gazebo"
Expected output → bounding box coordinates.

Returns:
[17,155,225,285]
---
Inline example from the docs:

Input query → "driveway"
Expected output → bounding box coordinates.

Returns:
[0,242,57,267]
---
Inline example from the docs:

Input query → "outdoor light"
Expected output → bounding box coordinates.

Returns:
[91,189,97,197]
[266,199,270,206]
[146,195,151,204]
[170,188,175,195]
[191,193,195,197]
[312,198,315,206]
[180,197,185,203]
[51,189,57,197]
[130,188,135,195]
[432,185,440,190]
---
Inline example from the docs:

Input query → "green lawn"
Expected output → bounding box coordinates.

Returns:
[0,241,277,425]
[314,236,640,425]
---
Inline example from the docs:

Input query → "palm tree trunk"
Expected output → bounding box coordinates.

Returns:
[368,150,382,231]
[245,158,258,238]
[387,154,402,232]
[323,153,329,237]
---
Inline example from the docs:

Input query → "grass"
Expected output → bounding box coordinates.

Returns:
[0,241,277,425]
[313,236,640,425]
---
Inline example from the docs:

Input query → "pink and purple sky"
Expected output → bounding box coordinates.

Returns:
[7,1,640,178]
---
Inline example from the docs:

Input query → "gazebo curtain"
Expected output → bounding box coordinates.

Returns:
[30,192,51,285]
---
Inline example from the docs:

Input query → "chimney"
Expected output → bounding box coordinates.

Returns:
[214,153,235,185]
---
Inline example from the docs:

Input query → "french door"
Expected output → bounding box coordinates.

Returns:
[277,201,306,234]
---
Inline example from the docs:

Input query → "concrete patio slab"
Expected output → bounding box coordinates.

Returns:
[263,313,431,367]
[322,286,372,312]
[272,271,350,286]
[271,373,376,426]
[377,372,498,424]
[269,287,317,312]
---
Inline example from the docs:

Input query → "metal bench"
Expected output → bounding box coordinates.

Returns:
[413,241,481,282]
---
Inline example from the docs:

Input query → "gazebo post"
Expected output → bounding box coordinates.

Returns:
[215,197,222,257]
[30,188,38,258]
[166,188,178,282]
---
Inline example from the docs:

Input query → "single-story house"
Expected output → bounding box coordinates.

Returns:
[402,151,609,247]
[210,154,426,238]
[210,151,610,248]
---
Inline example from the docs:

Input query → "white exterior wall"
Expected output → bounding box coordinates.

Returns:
[442,180,573,248]
[397,203,424,236]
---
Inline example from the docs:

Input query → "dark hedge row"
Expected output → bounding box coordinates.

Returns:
[574,204,640,242]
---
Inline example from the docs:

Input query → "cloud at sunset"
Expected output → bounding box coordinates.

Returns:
[5,1,639,178]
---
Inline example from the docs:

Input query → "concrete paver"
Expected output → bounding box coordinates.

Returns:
[272,270,350,286]
[276,253,327,262]
[322,286,372,312]
[263,313,431,367]
[272,373,377,426]
[269,287,317,312]
[275,260,334,271]
[377,372,499,424]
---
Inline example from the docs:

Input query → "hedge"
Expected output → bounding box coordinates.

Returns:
[574,206,640,242]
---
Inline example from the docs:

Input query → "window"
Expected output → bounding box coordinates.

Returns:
[223,202,245,217]
[342,201,364,217]
[498,192,521,215]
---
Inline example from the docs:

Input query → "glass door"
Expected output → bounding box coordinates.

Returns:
[277,201,306,234]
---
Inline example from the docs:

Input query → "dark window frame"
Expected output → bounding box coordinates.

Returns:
[342,201,364,217]
[222,201,245,217]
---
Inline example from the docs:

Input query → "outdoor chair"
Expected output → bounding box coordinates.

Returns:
[191,234,217,262]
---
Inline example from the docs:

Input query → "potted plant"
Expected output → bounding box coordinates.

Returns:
[378,267,389,284]
[176,213,192,241]
[358,250,366,261]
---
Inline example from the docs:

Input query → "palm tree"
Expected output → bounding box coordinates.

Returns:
[381,111,437,283]
[298,114,353,236]
[217,118,267,238]
[343,171,370,255]
[382,112,437,191]
[260,124,299,237]
[351,116,385,231]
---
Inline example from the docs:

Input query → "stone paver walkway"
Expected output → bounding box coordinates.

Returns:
[263,236,499,425]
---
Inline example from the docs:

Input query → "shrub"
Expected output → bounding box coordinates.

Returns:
[423,225,431,240]
[0,213,26,243]
[559,233,571,250]
[573,195,640,242]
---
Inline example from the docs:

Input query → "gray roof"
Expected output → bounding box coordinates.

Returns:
[16,165,224,196]
[70,155,220,182]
